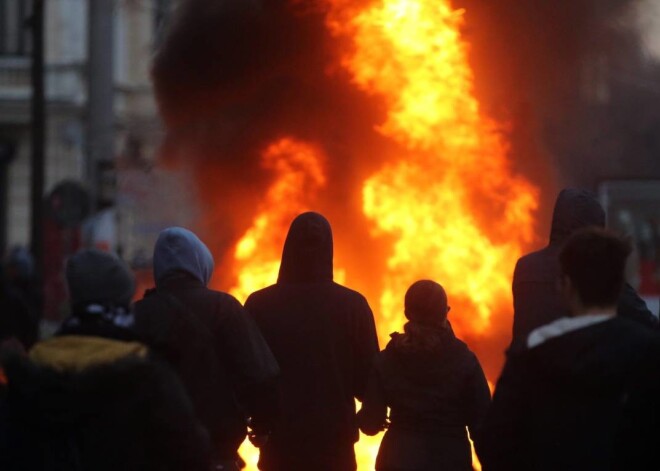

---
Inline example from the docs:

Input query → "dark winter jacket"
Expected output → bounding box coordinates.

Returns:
[511,189,656,350]
[245,212,379,471]
[358,322,490,471]
[4,248,42,348]
[478,316,660,471]
[133,228,279,461]
[0,277,37,351]
[0,332,210,471]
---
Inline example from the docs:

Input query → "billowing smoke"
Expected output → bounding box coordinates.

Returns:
[151,1,660,379]
[455,0,660,203]
[634,0,660,61]
[154,0,388,282]
[153,0,660,248]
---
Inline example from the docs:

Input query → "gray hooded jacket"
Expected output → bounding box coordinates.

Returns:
[153,227,214,286]
[134,227,279,461]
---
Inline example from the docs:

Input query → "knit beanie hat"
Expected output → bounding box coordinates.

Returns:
[66,249,135,310]
[404,280,448,325]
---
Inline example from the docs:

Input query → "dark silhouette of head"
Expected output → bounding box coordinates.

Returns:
[559,227,631,309]
[66,249,136,312]
[550,188,606,244]
[404,280,449,326]
[278,212,333,283]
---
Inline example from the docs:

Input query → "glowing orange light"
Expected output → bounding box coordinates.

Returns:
[230,137,327,303]
[233,0,538,468]
[327,0,537,344]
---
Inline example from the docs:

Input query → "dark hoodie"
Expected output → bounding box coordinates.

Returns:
[358,322,490,471]
[134,227,279,464]
[511,189,656,350]
[478,316,660,470]
[245,212,379,471]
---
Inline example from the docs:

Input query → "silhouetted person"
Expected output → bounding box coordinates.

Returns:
[358,280,490,471]
[5,247,42,347]
[511,188,656,351]
[245,212,379,471]
[0,262,34,352]
[134,227,279,471]
[478,228,660,470]
[1,249,209,470]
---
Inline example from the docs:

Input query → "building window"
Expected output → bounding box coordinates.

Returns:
[0,0,32,57]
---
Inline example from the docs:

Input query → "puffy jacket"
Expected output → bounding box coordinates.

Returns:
[358,323,490,471]
[1,333,209,471]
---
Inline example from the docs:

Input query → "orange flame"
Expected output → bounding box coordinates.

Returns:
[233,0,537,469]
[230,137,327,302]
[326,0,537,343]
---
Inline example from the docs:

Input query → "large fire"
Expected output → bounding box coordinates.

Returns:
[228,0,538,469]
[231,137,328,302]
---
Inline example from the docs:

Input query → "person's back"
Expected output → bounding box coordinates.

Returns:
[488,316,660,470]
[245,212,379,471]
[134,227,279,469]
[4,247,41,348]
[0,263,35,352]
[511,188,656,350]
[358,281,491,471]
[1,249,209,471]
[480,228,660,470]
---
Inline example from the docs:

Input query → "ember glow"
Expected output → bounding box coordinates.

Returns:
[231,0,537,469]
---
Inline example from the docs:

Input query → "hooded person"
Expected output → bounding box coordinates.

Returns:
[244,212,379,471]
[357,280,491,471]
[0,262,33,352]
[4,247,41,347]
[0,249,209,471]
[510,188,656,351]
[478,228,660,470]
[133,227,279,470]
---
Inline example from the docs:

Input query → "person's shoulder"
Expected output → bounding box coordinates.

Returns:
[330,281,369,301]
[445,335,482,368]
[608,317,660,351]
[516,246,554,269]
[193,286,245,312]
[244,284,279,307]
[609,316,656,336]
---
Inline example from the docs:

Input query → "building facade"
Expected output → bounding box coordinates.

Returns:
[0,0,173,256]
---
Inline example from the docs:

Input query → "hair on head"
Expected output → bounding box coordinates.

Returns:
[559,227,632,308]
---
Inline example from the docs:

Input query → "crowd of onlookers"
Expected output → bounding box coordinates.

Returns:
[0,188,659,471]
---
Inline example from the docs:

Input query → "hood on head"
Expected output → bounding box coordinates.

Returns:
[277,212,333,283]
[7,246,34,279]
[153,227,214,286]
[66,249,135,310]
[550,188,606,243]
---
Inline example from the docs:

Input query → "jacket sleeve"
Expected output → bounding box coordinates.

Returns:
[220,295,280,434]
[617,283,658,329]
[475,356,529,471]
[510,258,532,352]
[356,358,388,436]
[464,355,491,439]
[352,295,380,401]
[139,359,211,471]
